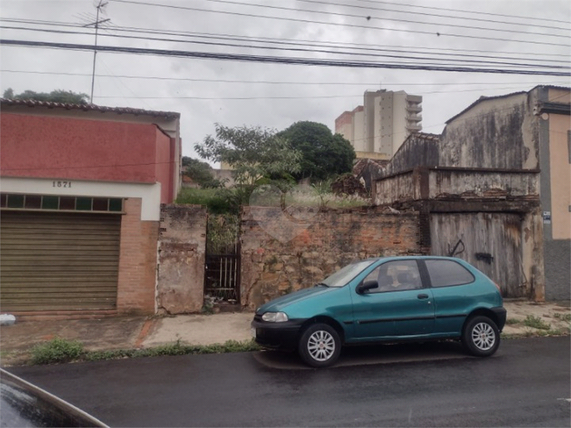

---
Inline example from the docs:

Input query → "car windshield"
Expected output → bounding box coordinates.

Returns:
[320,260,376,288]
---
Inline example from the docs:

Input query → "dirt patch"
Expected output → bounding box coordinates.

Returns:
[503,301,571,336]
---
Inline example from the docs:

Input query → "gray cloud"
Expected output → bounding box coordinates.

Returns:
[1,0,569,162]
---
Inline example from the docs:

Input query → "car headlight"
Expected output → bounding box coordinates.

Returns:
[261,312,289,322]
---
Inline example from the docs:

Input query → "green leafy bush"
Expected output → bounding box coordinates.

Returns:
[31,337,84,365]
[176,188,241,214]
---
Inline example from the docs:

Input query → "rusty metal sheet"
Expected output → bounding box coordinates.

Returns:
[0,211,121,311]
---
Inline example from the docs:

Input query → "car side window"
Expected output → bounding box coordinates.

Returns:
[363,260,422,293]
[425,260,475,287]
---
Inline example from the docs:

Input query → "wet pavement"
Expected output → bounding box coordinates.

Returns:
[7,337,571,427]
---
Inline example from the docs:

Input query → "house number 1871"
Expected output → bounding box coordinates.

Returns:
[53,181,72,188]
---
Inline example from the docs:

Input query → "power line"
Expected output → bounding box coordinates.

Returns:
[353,0,571,26]
[3,16,568,59]
[204,0,570,38]
[3,69,565,87]
[95,22,571,64]
[3,24,568,71]
[2,39,569,76]
[297,0,570,32]
[110,0,571,48]
[94,86,559,100]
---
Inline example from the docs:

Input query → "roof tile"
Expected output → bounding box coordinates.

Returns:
[0,98,180,118]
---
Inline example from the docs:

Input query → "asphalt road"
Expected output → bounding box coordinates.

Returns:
[8,337,571,427]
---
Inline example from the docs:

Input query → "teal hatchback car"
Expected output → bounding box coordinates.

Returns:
[251,256,506,367]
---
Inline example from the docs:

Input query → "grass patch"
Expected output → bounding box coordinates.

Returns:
[553,313,571,323]
[523,315,551,330]
[524,328,566,337]
[176,186,370,214]
[501,329,565,339]
[27,339,261,365]
[31,337,84,365]
[505,318,521,325]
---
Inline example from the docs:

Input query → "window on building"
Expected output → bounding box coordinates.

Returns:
[0,194,123,214]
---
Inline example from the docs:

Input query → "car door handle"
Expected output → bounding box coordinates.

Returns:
[417,293,429,299]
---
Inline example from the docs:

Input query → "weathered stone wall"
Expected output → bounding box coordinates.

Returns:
[240,206,421,309]
[157,204,207,314]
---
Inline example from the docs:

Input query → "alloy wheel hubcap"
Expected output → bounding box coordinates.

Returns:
[472,322,495,350]
[307,330,335,361]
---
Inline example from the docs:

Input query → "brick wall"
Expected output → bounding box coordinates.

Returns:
[240,206,421,309]
[157,204,207,314]
[116,198,159,314]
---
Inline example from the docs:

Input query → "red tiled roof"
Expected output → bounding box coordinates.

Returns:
[0,98,180,118]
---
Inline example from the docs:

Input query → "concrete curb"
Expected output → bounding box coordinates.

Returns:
[1,301,569,367]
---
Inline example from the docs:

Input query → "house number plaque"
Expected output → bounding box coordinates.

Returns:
[52,181,73,188]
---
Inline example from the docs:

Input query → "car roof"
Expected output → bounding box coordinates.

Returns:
[363,255,465,262]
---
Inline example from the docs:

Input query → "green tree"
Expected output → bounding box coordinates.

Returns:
[182,156,222,188]
[3,88,89,104]
[195,124,302,187]
[278,121,355,182]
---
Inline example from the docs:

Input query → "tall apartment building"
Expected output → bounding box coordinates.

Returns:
[335,90,422,159]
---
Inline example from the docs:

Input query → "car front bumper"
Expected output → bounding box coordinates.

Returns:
[251,317,306,351]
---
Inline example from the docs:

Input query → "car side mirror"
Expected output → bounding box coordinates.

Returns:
[357,280,378,294]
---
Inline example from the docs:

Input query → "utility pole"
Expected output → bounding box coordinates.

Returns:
[85,0,110,104]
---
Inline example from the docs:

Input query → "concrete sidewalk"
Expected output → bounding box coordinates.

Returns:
[1,300,569,366]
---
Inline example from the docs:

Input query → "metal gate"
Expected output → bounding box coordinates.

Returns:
[204,248,240,302]
[430,212,527,297]
[203,214,241,303]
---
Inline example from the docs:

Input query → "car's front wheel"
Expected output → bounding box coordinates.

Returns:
[462,316,500,357]
[298,323,341,368]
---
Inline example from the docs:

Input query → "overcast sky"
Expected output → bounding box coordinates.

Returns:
[1,0,570,162]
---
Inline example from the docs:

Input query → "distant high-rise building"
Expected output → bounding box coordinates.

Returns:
[335,90,422,159]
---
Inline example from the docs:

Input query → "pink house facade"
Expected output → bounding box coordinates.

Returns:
[0,99,181,316]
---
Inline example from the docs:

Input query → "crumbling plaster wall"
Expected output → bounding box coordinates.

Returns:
[374,172,418,205]
[240,206,421,309]
[428,169,539,199]
[157,204,207,314]
[375,168,539,205]
[440,92,540,170]
[386,134,440,175]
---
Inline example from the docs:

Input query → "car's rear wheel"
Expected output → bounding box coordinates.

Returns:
[462,316,500,357]
[298,323,341,368]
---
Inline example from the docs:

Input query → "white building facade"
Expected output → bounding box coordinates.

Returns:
[335,90,422,159]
